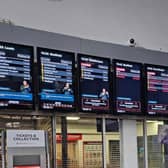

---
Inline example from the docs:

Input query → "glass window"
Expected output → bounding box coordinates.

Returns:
[137,120,145,168]
[66,117,103,168]
[147,120,165,168]
[55,117,121,168]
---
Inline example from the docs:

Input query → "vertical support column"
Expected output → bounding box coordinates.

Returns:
[1,131,5,168]
[102,117,107,168]
[52,114,57,168]
[120,120,138,168]
[143,119,148,168]
[45,131,50,168]
[61,116,68,168]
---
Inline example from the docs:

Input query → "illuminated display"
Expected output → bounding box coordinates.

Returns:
[145,64,168,115]
[114,59,142,114]
[38,47,75,110]
[14,167,40,168]
[0,42,34,109]
[78,54,110,112]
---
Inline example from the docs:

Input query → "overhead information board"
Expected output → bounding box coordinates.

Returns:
[145,64,168,115]
[0,42,34,109]
[38,47,75,111]
[78,54,110,112]
[114,59,143,114]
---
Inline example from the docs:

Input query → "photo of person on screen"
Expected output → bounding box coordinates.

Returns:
[20,80,31,93]
[99,88,109,101]
[62,83,73,95]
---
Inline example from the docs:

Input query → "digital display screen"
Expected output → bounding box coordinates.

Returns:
[78,54,110,112]
[114,59,142,114]
[14,166,40,168]
[145,64,168,115]
[38,47,75,111]
[0,42,34,109]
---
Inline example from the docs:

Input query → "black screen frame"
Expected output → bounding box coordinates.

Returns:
[37,47,76,112]
[0,41,35,110]
[77,53,111,113]
[144,63,168,117]
[113,59,144,116]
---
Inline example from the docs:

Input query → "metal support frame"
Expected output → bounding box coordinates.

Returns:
[45,131,50,168]
[143,119,148,168]
[102,117,107,168]
[1,130,5,168]
[61,116,68,168]
[119,119,124,168]
[52,113,57,168]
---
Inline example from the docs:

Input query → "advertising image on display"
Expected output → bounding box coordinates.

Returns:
[78,54,110,112]
[145,64,168,115]
[113,59,142,114]
[0,42,34,109]
[37,47,75,111]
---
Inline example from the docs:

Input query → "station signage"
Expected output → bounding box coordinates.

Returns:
[7,130,45,148]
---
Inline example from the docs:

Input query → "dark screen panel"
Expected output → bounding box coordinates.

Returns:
[37,47,75,111]
[113,59,142,114]
[145,64,168,115]
[78,54,110,112]
[0,42,34,109]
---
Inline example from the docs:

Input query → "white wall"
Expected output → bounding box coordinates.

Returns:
[0,0,168,52]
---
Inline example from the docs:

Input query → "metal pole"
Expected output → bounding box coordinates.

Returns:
[102,117,107,168]
[119,119,123,168]
[1,130,5,168]
[61,116,68,168]
[52,114,57,168]
[143,119,148,168]
[45,131,50,168]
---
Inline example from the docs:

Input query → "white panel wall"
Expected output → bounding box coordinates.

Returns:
[0,0,168,52]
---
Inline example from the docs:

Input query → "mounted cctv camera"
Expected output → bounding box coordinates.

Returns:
[128,38,136,47]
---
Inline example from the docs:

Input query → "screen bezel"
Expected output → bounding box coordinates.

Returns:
[77,53,111,113]
[113,59,144,115]
[37,47,76,112]
[144,63,168,117]
[0,41,35,110]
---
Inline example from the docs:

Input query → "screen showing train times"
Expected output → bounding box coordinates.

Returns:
[146,64,168,115]
[0,42,34,109]
[38,47,75,110]
[114,60,142,114]
[78,54,110,112]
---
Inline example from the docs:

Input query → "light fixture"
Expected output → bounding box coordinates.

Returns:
[6,122,20,128]
[66,116,80,121]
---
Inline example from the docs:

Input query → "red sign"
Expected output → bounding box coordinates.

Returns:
[14,166,40,168]
[56,134,82,142]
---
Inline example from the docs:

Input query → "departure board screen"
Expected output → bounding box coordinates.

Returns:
[145,64,168,115]
[78,54,110,112]
[114,59,142,114]
[38,47,75,111]
[0,42,34,109]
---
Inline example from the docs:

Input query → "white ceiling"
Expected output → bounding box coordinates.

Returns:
[0,0,168,52]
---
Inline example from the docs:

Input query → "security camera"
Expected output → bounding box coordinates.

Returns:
[128,38,136,47]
